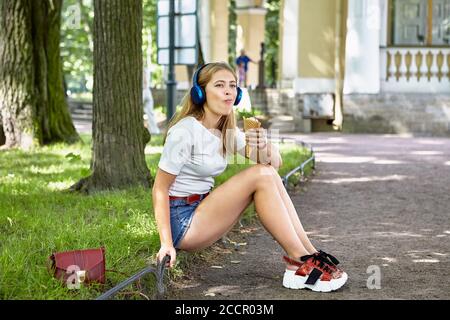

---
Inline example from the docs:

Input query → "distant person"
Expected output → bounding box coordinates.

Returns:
[143,72,160,135]
[235,49,257,88]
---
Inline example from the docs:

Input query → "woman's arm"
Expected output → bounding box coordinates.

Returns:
[264,142,283,169]
[152,168,177,267]
[247,141,282,170]
[238,128,283,170]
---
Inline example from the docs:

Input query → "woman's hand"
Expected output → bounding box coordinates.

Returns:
[157,245,177,268]
[245,128,274,165]
[245,128,268,150]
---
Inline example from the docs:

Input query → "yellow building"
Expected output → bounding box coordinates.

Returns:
[277,0,450,135]
[277,0,347,132]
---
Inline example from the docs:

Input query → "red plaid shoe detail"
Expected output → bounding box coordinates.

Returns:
[313,250,348,282]
[282,255,303,267]
[282,254,347,292]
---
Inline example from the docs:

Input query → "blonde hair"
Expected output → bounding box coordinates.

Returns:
[163,62,239,157]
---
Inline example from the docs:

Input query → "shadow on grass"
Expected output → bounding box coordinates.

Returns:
[1,152,66,170]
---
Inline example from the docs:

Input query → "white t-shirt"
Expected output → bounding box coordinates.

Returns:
[158,116,246,196]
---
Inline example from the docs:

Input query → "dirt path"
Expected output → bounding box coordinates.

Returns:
[168,133,450,300]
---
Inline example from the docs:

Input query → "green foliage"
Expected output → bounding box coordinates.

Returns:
[235,108,264,120]
[0,134,312,299]
[61,0,94,95]
[65,152,82,163]
[60,0,164,98]
[264,0,281,88]
[142,0,164,86]
[228,0,237,67]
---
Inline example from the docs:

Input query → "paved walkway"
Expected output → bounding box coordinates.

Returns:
[170,133,450,300]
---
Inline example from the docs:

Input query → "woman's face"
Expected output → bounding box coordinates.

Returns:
[204,69,237,117]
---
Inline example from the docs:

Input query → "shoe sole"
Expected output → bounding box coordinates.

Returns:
[282,270,348,292]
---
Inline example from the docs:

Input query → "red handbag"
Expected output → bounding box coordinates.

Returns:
[49,247,106,286]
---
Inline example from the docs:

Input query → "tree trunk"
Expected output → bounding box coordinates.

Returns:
[0,0,79,150]
[34,0,80,144]
[0,0,38,149]
[71,0,151,193]
[0,112,5,145]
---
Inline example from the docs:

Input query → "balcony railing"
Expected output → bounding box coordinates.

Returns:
[380,47,450,93]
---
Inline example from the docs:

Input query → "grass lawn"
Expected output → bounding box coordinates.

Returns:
[0,134,313,300]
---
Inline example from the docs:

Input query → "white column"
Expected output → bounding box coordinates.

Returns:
[388,50,397,81]
[430,50,439,79]
[419,50,429,82]
[379,0,388,47]
[442,52,450,81]
[198,0,211,63]
[343,0,381,94]
[398,50,408,82]
[280,0,299,88]
[410,50,419,81]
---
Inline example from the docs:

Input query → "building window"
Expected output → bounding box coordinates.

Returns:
[391,0,450,46]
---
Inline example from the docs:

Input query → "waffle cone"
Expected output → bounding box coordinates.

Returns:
[243,117,261,159]
[243,117,261,131]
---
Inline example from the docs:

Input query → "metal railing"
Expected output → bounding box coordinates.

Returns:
[276,136,315,188]
[96,255,170,300]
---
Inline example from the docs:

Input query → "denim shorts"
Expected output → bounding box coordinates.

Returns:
[170,193,209,248]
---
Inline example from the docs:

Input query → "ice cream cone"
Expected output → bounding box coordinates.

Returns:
[243,117,261,160]
[243,116,261,131]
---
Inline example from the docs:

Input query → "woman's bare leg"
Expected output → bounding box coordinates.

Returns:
[178,164,310,260]
[268,168,318,254]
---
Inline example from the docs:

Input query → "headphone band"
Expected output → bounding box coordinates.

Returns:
[192,63,210,87]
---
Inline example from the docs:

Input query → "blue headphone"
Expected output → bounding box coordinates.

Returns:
[190,63,243,106]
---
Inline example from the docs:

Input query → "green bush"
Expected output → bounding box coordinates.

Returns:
[235,108,264,120]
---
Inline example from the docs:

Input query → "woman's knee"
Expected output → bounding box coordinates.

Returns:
[251,164,277,176]
[249,164,277,188]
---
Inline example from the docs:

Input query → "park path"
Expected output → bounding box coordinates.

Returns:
[169,133,450,300]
